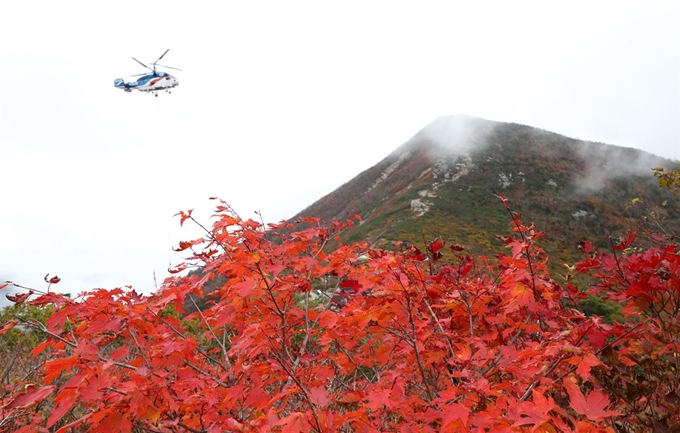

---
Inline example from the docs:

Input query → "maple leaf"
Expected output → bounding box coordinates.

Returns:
[578,240,595,254]
[0,319,19,337]
[175,209,194,226]
[6,290,33,304]
[232,280,257,297]
[110,345,130,360]
[441,402,470,430]
[44,355,79,383]
[98,410,133,433]
[335,390,363,404]
[611,229,637,251]
[365,388,392,412]
[511,240,528,258]
[513,390,555,430]
[274,412,309,433]
[44,274,61,284]
[309,386,331,407]
[567,353,601,380]
[173,241,194,252]
[54,413,93,433]
[47,387,79,428]
[507,282,534,309]
[4,384,55,410]
[167,263,187,274]
[566,380,621,421]
[429,238,445,255]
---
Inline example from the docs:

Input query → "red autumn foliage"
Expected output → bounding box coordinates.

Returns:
[0,196,678,432]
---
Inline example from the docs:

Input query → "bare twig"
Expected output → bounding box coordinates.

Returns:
[188,296,232,370]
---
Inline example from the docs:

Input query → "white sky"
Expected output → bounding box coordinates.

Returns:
[1,1,679,298]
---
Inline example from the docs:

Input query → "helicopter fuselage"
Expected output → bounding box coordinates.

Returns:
[114,72,179,93]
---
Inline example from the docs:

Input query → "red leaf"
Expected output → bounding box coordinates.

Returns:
[233,280,256,297]
[175,209,194,226]
[513,389,554,428]
[110,345,130,360]
[508,282,534,308]
[575,353,601,380]
[406,246,426,261]
[173,241,193,252]
[0,319,19,337]
[168,263,187,274]
[576,257,601,272]
[428,238,445,255]
[4,385,54,410]
[275,412,309,433]
[366,388,392,411]
[98,410,133,433]
[309,386,330,407]
[44,273,61,284]
[47,387,79,428]
[578,240,595,254]
[441,402,470,429]
[31,339,50,357]
[6,290,32,304]
[339,278,361,292]
[55,413,92,433]
[611,229,637,251]
[566,380,620,421]
[44,355,78,384]
[335,390,363,404]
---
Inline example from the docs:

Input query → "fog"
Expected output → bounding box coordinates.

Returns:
[419,115,498,155]
[573,141,671,194]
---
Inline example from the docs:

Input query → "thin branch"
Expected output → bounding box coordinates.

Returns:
[335,342,374,382]
[402,289,434,401]
[146,308,226,372]
[271,351,323,433]
[183,359,230,388]
[481,312,533,377]
[127,327,152,369]
[188,296,232,371]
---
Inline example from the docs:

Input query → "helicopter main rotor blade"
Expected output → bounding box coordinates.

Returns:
[155,63,182,71]
[132,57,154,71]
[155,49,170,64]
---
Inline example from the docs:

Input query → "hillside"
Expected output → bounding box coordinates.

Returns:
[293,115,679,262]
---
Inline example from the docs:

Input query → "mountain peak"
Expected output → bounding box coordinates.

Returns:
[398,115,497,155]
[293,117,678,256]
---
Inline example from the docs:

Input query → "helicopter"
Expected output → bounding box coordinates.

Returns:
[114,49,180,96]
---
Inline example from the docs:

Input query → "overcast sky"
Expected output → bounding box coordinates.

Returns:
[1,1,679,299]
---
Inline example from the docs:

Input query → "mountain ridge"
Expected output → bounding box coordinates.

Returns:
[291,116,679,260]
